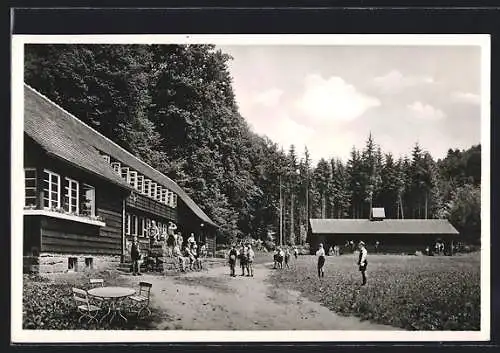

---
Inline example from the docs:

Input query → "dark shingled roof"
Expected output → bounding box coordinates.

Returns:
[309,219,459,235]
[24,84,217,228]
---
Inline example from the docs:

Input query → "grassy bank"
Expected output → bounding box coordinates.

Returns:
[269,253,480,330]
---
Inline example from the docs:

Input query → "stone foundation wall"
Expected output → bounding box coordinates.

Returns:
[23,253,121,274]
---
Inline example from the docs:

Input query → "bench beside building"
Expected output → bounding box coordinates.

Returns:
[23,84,217,273]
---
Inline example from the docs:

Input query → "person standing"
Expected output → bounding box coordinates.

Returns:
[228,245,238,277]
[131,237,142,276]
[293,247,299,260]
[246,244,255,277]
[284,247,290,269]
[240,244,248,276]
[358,241,368,285]
[316,243,326,278]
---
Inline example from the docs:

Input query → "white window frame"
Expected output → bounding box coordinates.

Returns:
[144,218,151,237]
[173,194,178,208]
[131,214,138,235]
[129,170,138,189]
[167,190,173,207]
[138,217,144,237]
[64,177,79,214]
[121,167,130,183]
[80,183,96,217]
[111,162,121,175]
[24,168,37,207]
[161,188,168,204]
[150,182,157,199]
[144,179,151,196]
[125,213,131,235]
[156,186,163,201]
[101,154,111,163]
[43,169,61,209]
[137,175,144,194]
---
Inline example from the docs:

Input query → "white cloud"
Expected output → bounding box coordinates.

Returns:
[450,91,481,105]
[408,101,446,121]
[252,88,284,107]
[294,74,380,124]
[373,70,435,93]
[246,110,315,153]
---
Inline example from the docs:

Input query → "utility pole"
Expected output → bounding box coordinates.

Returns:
[279,174,283,246]
[305,170,309,245]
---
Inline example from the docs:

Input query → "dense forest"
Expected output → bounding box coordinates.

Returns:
[24,44,482,245]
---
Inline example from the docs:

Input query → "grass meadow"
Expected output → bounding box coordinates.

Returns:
[269,252,481,330]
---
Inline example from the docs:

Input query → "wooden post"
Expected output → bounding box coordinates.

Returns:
[121,198,126,263]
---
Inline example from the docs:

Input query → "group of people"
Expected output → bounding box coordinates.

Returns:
[316,241,368,285]
[228,243,255,277]
[272,246,299,269]
[130,220,208,275]
[173,237,207,272]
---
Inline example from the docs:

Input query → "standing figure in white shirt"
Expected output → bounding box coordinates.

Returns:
[358,241,368,285]
[316,243,326,278]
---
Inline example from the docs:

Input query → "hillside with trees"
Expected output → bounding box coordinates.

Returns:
[24,44,482,245]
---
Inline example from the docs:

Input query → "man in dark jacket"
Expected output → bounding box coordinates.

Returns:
[131,237,142,276]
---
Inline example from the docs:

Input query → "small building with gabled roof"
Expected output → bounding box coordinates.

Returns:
[308,209,459,255]
[23,84,217,273]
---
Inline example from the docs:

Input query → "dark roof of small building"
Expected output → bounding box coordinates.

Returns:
[371,207,385,219]
[309,218,459,235]
[24,84,217,228]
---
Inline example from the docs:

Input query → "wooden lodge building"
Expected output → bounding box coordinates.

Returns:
[23,84,217,273]
[307,208,459,255]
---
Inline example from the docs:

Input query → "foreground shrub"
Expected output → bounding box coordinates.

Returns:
[269,253,480,330]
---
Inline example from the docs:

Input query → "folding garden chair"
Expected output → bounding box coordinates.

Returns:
[129,281,152,318]
[88,278,106,306]
[72,287,101,324]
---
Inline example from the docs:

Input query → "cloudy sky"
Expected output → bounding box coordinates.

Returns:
[219,45,482,163]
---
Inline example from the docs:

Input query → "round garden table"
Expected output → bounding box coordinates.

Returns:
[87,286,136,324]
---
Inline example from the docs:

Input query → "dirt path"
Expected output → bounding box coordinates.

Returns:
[125,263,400,330]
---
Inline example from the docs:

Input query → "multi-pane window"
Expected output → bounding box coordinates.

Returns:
[121,167,130,183]
[138,217,144,237]
[64,177,79,213]
[131,215,138,235]
[80,184,95,216]
[167,190,174,207]
[150,182,157,199]
[161,189,168,204]
[111,162,121,175]
[156,186,163,201]
[24,168,37,207]
[144,179,151,196]
[43,170,60,209]
[129,170,138,189]
[137,175,144,193]
[173,194,178,208]
[125,213,131,235]
[144,218,151,237]
[101,155,111,163]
